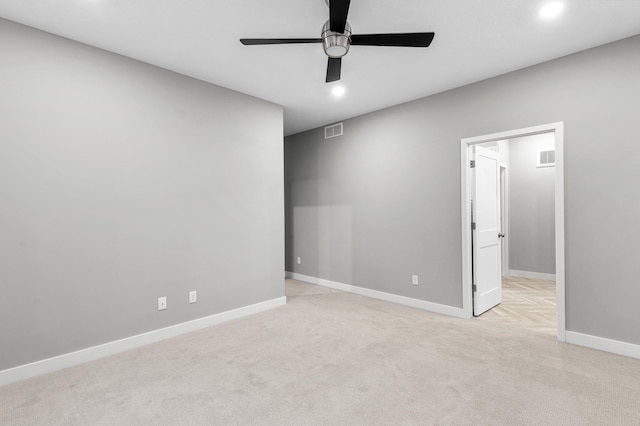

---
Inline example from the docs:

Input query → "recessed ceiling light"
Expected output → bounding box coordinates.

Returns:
[332,86,346,97]
[539,2,564,19]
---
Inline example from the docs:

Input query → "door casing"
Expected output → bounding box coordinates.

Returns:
[460,122,565,341]
[499,164,509,277]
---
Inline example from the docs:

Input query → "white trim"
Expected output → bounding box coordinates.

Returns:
[284,273,640,360]
[499,164,509,277]
[461,122,566,341]
[554,123,566,341]
[461,123,560,145]
[286,272,467,319]
[0,297,287,387]
[508,270,556,281]
[461,142,474,320]
[566,331,640,360]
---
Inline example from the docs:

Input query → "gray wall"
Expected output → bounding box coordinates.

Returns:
[508,134,555,275]
[0,19,284,371]
[285,35,640,344]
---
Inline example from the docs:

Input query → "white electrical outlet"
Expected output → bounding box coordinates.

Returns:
[189,291,197,304]
[158,296,167,310]
[412,275,419,286]
[296,256,302,265]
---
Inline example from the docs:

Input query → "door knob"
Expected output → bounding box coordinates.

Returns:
[498,233,505,238]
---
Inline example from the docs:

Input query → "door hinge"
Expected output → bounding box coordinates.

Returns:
[472,284,477,292]
[471,222,476,230]
[470,160,475,168]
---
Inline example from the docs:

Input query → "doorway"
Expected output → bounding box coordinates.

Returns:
[460,122,566,342]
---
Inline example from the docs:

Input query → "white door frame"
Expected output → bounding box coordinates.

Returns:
[460,122,566,342]
[499,164,509,277]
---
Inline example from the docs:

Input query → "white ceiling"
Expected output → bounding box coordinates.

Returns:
[1,0,640,135]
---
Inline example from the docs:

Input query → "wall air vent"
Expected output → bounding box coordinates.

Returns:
[324,122,343,139]
[537,149,555,168]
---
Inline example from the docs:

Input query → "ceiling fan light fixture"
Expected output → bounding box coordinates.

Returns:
[322,20,351,58]
[539,2,564,19]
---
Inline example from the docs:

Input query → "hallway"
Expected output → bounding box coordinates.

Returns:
[476,276,556,335]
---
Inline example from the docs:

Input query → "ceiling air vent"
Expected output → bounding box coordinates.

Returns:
[537,149,555,168]
[324,122,343,139]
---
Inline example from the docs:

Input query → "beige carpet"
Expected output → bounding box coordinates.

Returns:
[2,279,639,425]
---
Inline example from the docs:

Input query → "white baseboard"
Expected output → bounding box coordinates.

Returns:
[286,271,467,319]
[508,269,556,281]
[285,273,640,360]
[0,296,287,387]
[565,331,640,360]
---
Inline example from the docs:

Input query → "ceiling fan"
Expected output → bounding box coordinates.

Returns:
[240,0,435,83]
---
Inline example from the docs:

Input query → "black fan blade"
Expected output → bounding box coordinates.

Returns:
[329,0,351,33]
[351,32,435,47]
[326,57,342,83]
[240,38,321,45]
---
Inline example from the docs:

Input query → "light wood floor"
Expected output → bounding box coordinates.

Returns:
[475,275,557,335]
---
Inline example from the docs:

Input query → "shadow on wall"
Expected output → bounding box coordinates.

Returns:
[292,205,353,284]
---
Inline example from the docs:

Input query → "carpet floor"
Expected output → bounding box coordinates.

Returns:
[1,279,639,425]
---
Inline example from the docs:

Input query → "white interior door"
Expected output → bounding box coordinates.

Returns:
[472,146,502,316]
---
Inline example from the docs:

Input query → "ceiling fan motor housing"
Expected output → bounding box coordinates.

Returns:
[322,20,351,58]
